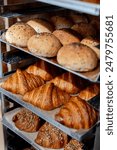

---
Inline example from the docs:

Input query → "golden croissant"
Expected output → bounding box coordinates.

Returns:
[55,96,99,129]
[12,108,40,132]
[35,122,68,149]
[1,69,44,95]
[51,72,88,94]
[78,83,100,101]
[26,60,62,81]
[23,83,70,110]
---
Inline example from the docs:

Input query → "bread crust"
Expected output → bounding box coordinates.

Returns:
[6,22,36,47]
[57,43,98,72]
[27,33,62,57]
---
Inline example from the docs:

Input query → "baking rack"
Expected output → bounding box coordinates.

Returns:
[0,0,100,149]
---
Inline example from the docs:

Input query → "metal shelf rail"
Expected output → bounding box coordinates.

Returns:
[35,0,100,15]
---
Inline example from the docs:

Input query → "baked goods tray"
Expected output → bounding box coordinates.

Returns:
[2,108,64,150]
[0,31,100,83]
[35,0,100,15]
[0,79,99,141]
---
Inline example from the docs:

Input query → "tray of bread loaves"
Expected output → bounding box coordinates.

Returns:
[3,107,86,150]
[0,64,100,141]
[0,11,100,82]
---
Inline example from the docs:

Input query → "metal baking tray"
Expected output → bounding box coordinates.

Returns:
[0,77,99,141]
[2,108,64,150]
[35,0,100,16]
[0,31,100,82]
[0,5,63,18]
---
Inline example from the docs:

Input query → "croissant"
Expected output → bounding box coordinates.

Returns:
[55,96,99,129]
[1,69,44,95]
[23,83,70,110]
[78,83,100,101]
[12,108,40,132]
[51,72,88,94]
[64,139,83,150]
[26,59,62,81]
[35,122,68,149]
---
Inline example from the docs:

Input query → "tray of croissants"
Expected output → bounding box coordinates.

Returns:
[0,10,100,81]
[3,107,91,150]
[0,59,100,140]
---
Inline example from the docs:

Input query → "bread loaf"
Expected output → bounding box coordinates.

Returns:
[27,19,54,33]
[71,23,96,38]
[81,37,100,59]
[53,29,81,45]
[1,69,44,95]
[5,22,36,47]
[27,33,62,57]
[55,96,99,129]
[57,43,98,72]
[35,122,68,149]
[64,139,83,150]
[51,16,73,29]
[69,13,88,24]
[23,83,70,110]
[12,108,40,132]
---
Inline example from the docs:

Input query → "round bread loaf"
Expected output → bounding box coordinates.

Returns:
[51,16,73,29]
[27,33,62,57]
[81,37,100,59]
[5,22,36,47]
[53,29,81,45]
[70,13,88,24]
[57,43,98,72]
[27,19,54,33]
[71,23,96,38]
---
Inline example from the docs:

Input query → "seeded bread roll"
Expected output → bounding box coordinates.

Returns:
[64,139,83,150]
[81,37,100,59]
[72,23,96,38]
[53,29,81,45]
[27,19,54,33]
[51,16,73,29]
[5,22,36,47]
[27,33,62,57]
[57,43,98,72]
[35,122,68,149]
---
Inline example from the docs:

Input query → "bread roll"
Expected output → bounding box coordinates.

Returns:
[64,139,83,150]
[71,23,96,38]
[57,43,98,72]
[27,19,54,33]
[27,33,62,57]
[53,29,81,45]
[35,122,68,149]
[5,22,36,47]
[81,37,100,59]
[70,13,88,24]
[51,16,73,29]
[12,108,40,132]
